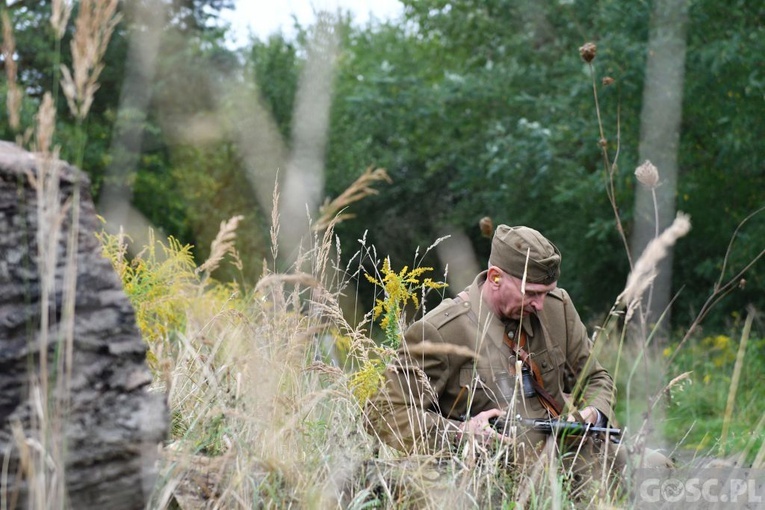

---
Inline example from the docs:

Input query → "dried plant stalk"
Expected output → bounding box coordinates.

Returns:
[197,215,245,276]
[51,0,74,40]
[60,0,122,120]
[34,93,57,156]
[313,166,392,231]
[2,12,21,132]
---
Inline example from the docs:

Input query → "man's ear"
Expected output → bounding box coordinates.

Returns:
[488,267,501,284]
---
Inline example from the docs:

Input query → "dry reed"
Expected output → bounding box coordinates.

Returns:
[2,11,21,135]
[50,0,74,41]
[60,0,121,120]
[618,212,691,320]
[196,215,245,277]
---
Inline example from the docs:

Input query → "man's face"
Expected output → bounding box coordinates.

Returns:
[494,271,557,320]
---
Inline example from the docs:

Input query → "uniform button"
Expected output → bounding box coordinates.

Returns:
[542,361,548,368]
[444,312,449,317]
[508,332,515,339]
[463,302,470,307]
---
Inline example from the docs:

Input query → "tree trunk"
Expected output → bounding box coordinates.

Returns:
[0,142,167,509]
[628,0,690,455]
[631,0,690,340]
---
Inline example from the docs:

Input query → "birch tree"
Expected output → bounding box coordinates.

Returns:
[630,0,690,339]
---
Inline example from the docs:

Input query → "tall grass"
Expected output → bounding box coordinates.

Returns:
[96,160,763,508]
[103,216,599,508]
[100,213,380,508]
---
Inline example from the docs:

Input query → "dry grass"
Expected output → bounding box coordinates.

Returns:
[137,220,379,508]
[618,212,692,322]
[196,215,245,278]
[126,207,643,508]
[1,11,21,135]
[313,166,392,232]
[59,0,121,120]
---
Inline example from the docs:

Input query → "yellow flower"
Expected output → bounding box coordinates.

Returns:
[349,359,385,403]
[700,334,735,367]
[713,335,730,350]
[365,257,447,347]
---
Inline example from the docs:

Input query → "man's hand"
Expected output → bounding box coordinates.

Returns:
[458,408,504,442]
[566,405,599,425]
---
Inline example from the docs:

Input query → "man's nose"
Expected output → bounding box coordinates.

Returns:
[530,295,545,311]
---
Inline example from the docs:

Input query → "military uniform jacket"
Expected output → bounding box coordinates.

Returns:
[371,271,616,453]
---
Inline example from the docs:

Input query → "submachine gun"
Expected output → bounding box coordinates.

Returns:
[490,414,623,444]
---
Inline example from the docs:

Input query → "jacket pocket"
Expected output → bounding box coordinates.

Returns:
[459,364,515,409]
[529,348,566,396]
[529,348,556,374]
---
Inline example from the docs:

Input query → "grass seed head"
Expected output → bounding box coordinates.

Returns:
[635,160,660,189]
[619,212,691,311]
[2,12,21,132]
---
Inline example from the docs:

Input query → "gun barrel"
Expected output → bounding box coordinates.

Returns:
[526,418,622,437]
[490,416,622,438]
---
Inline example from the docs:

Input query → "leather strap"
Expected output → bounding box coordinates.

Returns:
[504,328,563,417]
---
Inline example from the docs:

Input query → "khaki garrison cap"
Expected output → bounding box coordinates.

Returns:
[489,225,561,285]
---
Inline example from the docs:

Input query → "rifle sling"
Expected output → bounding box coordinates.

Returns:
[503,329,564,418]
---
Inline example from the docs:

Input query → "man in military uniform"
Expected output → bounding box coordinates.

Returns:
[367,225,646,484]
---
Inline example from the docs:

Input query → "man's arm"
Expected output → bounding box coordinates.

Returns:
[366,320,462,453]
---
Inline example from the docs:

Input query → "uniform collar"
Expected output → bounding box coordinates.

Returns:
[506,316,535,340]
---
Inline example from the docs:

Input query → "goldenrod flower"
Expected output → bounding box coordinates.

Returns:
[365,257,447,347]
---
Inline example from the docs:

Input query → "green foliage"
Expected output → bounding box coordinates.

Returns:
[671,0,765,325]
[124,22,274,286]
[318,1,651,317]
[0,2,128,190]
[96,228,196,370]
[6,1,764,499]
[168,144,268,285]
[4,0,760,333]
[293,0,764,328]
[663,327,765,463]
[249,34,299,142]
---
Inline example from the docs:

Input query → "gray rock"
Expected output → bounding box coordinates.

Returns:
[0,141,167,509]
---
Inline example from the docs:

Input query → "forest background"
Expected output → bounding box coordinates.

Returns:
[2,0,765,506]
[2,0,762,330]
